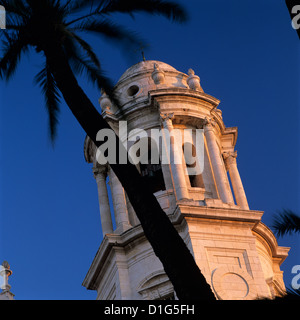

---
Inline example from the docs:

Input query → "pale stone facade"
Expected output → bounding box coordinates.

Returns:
[82,61,289,300]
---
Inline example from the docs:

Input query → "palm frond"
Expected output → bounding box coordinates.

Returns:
[34,62,61,142]
[63,0,108,25]
[101,0,188,23]
[0,0,28,16]
[65,0,106,13]
[275,288,300,300]
[0,32,29,81]
[62,31,114,96]
[68,31,101,68]
[0,0,187,142]
[272,209,300,237]
[72,17,142,54]
[258,287,300,300]
[71,53,114,95]
[61,0,73,11]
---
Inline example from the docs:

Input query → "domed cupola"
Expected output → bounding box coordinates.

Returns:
[99,60,204,116]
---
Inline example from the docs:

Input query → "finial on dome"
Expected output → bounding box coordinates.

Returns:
[187,68,203,92]
[99,89,112,114]
[2,261,10,269]
[152,63,165,85]
[188,68,195,76]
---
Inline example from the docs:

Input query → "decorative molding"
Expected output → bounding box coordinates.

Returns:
[149,88,220,108]
[203,117,217,129]
[252,222,290,265]
[160,112,174,122]
[223,151,238,168]
[211,265,257,300]
[137,270,173,300]
[94,167,107,175]
[93,165,108,178]
[160,112,174,129]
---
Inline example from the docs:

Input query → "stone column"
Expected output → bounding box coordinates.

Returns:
[160,113,189,201]
[109,168,131,233]
[93,166,114,235]
[223,151,249,210]
[203,118,234,204]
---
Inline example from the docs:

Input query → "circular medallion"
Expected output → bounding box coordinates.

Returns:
[211,266,257,300]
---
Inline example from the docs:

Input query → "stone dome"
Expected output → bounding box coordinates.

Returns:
[117,60,178,83]
[112,60,190,107]
[99,60,204,112]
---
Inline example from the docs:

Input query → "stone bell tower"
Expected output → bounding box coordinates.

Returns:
[82,60,289,300]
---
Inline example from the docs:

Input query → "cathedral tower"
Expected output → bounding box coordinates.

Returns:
[83,60,289,300]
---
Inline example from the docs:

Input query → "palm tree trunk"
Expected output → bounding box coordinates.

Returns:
[43,43,215,300]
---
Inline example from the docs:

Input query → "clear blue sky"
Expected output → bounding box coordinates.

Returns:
[0,0,299,300]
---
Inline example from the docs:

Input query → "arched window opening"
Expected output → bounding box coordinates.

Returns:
[183,142,204,188]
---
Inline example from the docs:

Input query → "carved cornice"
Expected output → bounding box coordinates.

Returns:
[177,203,264,224]
[252,222,290,265]
[149,88,220,108]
